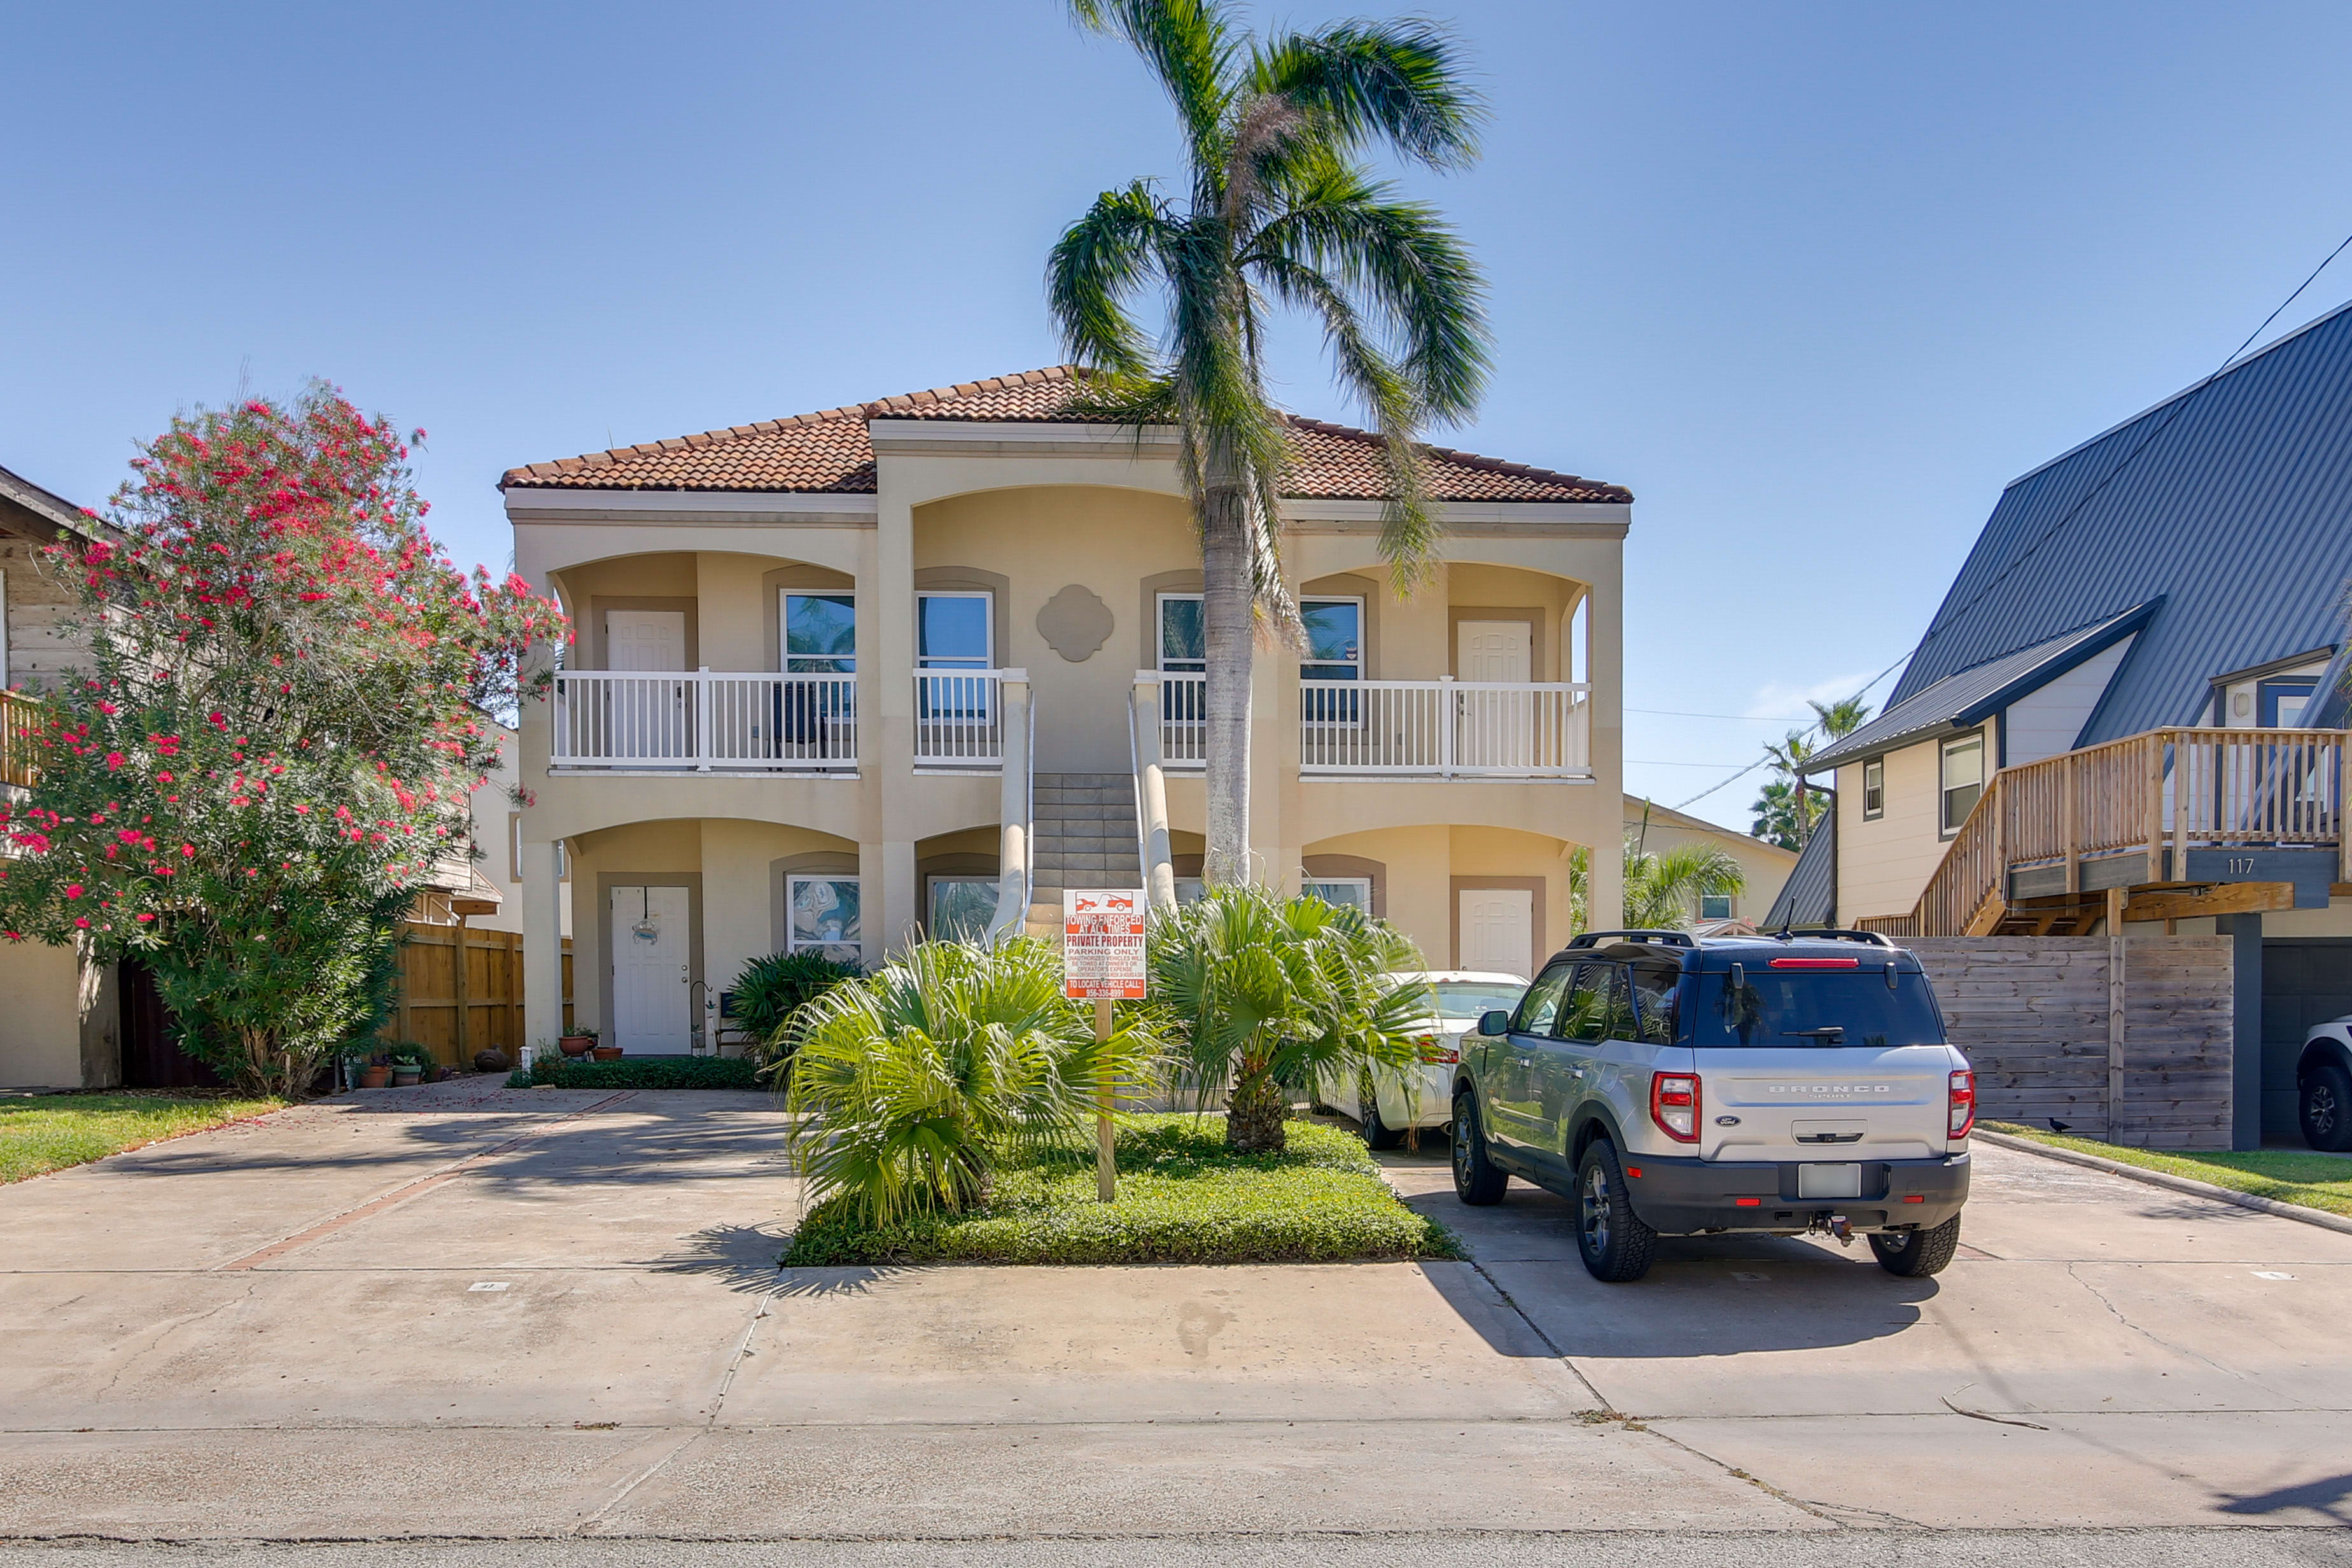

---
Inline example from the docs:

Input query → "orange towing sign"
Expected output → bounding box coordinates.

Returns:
[1063,889,1147,1000]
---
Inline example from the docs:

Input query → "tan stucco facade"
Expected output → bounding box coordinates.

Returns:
[1621,795,1798,925]
[509,423,1627,1049]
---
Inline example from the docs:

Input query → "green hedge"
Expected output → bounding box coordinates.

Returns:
[507,1055,766,1091]
[783,1115,1462,1266]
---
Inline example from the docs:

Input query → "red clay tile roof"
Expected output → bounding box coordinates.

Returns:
[501,367,1630,504]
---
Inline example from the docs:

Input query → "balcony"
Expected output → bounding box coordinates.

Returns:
[914,670,1011,768]
[1861,727,2348,937]
[550,671,857,773]
[1150,673,1592,779]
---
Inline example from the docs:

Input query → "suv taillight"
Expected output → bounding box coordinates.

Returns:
[1651,1072,1700,1143]
[1948,1070,1975,1139]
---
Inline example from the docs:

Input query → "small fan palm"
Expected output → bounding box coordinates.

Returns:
[783,939,1156,1224]
[1052,0,1489,885]
[1624,842,1746,930]
[1144,883,1427,1152]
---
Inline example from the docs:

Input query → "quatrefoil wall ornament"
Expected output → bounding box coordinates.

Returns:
[1035,584,1115,662]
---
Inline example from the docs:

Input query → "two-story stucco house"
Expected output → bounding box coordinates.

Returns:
[502,368,1630,1054]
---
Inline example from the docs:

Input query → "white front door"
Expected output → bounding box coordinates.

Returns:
[606,610,687,672]
[610,885,692,1052]
[1459,887,1534,981]
[1457,620,1532,682]
[1457,620,1535,768]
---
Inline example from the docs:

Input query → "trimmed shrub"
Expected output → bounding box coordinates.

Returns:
[507,1055,761,1091]
[781,1114,1461,1266]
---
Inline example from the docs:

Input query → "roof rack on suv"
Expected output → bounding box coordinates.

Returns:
[1768,927,1896,948]
[1567,930,1697,949]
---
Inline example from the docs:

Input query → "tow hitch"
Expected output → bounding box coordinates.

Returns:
[1807,1212,1855,1247]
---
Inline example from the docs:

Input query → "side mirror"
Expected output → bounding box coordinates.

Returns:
[1477,1010,1512,1037]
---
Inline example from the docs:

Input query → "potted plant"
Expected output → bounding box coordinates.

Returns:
[358,1055,391,1090]
[559,1025,599,1058]
[591,1044,623,1062]
[386,1041,433,1087]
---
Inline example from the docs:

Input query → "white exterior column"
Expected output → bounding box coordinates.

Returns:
[1133,674,1177,911]
[521,837,564,1062]
[872,473,920,954]
[985,670,1032,940]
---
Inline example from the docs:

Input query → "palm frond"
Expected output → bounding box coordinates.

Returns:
[1249,18,1485,171]
[1068,0,1239,157]
[1047,182,1175,379]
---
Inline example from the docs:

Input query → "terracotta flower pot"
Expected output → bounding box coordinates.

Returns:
[591,1046,622,1062]
[559,1035,596,1057]
[391,1067,421,1087]
[359,1065,391,1089]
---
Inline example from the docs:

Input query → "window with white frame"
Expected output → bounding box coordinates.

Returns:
[1699,893,1733,921]
[780,592,855,673]
[787,876,861,963]
[1299,597,1362,724]
[927,876,999,942]
[1862,759,1884,820]
[1304,877,1372,913]
[1940,734,1984,834]
[917,592,992,671]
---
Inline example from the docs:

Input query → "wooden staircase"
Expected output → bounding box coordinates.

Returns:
[1856,727,2348,937]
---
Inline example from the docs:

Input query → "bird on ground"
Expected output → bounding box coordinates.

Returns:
[2049,1119,2073,1134]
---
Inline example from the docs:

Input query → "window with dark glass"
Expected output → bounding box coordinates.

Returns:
[1513,963,1572,1035]
[1558,963,1618,1044]
[1627,962,1680,1046]
[1940,734,1983,834]
[1862,758,1884,820]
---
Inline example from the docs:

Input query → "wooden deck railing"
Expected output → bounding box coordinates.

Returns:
[0,690,43,788]
[1858,727,2348,936]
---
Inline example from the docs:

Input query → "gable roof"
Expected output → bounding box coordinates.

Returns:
[501,366,1630,505]
[1807,602,2157,771]
[1884,299,2352,746]
[0,462,109,543]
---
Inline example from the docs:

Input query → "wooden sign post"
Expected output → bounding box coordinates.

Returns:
[1063,889,1146,1203]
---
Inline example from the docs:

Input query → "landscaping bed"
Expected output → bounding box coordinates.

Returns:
[508,1054,764,1091]
[0,1091,286,1183]
[1984,1122,2352,1218]
[783,1114,1462,1266]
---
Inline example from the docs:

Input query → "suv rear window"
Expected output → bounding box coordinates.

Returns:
[1690,968,1945,1049]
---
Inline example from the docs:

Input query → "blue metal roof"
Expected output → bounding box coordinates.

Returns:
[1762,813,1836,928]
[1809,603,2157,772]
[1886,299,2352,743]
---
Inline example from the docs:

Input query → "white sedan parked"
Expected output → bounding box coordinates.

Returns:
[1319,970,1530,1149]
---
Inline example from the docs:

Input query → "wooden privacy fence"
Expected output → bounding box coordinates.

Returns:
[385,923,573,1065]
[1907,935,2233,1149]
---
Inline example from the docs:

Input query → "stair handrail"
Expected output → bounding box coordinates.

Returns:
[983,669,1033,945]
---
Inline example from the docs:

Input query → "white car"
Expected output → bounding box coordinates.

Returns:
[1320,970,1530,1149]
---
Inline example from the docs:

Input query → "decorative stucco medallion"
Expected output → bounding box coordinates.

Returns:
[1035,584,1115,662]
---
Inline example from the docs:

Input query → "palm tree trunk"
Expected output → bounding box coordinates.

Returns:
[1226,1053,1287,1152]
[1200,474,1255,886]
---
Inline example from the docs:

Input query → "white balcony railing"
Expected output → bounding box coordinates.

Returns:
[914,669,1008,766]
[551,669,857,771]
[1147,672,1591,778]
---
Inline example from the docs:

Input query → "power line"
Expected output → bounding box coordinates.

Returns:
[1669,222,2352,816]
[1626,706,1831,722]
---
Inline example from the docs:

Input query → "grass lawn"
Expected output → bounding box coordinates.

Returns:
[1984,1121,2352,1219]
[783,1113,1464,1266]
[0,1092,286,1184]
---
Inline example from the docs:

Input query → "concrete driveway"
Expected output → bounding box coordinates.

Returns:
[1,1079,2348,1549]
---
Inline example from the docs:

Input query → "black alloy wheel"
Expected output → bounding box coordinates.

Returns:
[1574,1141,1656,1283]
[2302,1058,2352,1152]
[1451,1089,1508,1205]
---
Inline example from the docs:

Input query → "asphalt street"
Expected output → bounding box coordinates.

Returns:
[1,1076,2346,1555]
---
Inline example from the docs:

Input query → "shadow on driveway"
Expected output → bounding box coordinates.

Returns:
[1376,1134,1939,1360]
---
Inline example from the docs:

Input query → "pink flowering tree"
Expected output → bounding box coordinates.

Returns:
[0,385,563,1094]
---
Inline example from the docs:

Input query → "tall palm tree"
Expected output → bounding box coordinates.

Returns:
[1050,0,1490,885]
[1751,697,1872,850]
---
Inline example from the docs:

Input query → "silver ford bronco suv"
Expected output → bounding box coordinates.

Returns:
[1450,928,1973,1282]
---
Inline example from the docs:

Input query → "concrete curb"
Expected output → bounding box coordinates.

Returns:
[1976,1128,2352,1238]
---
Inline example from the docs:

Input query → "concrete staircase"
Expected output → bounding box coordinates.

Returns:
[1026,771,1142,934]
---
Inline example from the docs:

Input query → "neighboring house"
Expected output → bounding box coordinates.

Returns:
[0,463,115,1089]
[503,367,1631,1052]
[1767,302,2352,1142]
[1621,794,1797,926]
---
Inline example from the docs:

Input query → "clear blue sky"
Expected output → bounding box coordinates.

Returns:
[9,1,2352,830]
